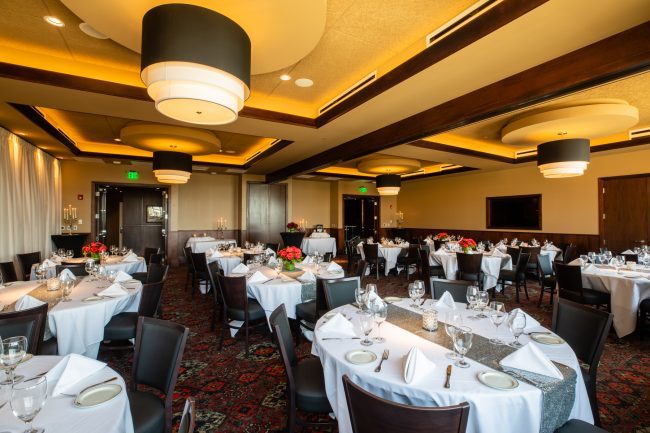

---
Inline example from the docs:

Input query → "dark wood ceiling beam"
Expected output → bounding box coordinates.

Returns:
[243,139,294,168]
[409,140,515,163]
[9,103,81,155]
[266,21,650,183]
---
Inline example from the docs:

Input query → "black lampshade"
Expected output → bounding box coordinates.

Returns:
[537,139,590,178]
[152,151,192,184]
[376,174,401,195]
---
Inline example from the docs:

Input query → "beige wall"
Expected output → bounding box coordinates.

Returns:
[290,179,331,227]
[396,146,650,234]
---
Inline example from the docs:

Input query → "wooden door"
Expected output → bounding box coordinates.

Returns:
[121,188,165,255]
[601,175,650,252]
[268,184,287,244]
[247,183,287,244]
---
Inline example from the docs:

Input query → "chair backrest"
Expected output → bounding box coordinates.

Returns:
[555,263,584,297]
[206,261,223,306]
[514,253,530,275]
[362,243,380,260]
[323,277,361,310]
[243,252,262,263]
[355,260,368,279]
[0,303,48,355]
[143,247,159,265]
[419,250,432,293]
[270,304,298,367]
[132,317,189,433]
[265,243,279,253]
[622,253,638,263]
[315,277,328,315]
[456,253,483,275]
[0,262,18,283]
[506,246,520,264]
[563,244,578,264]
[183,247,194,270]
[56,264,88,277]
[216,274,249,313]
[280,232,305,249]
[520,246,540,262]
[552,298,612,378]
[430,279,471,304]
[16,252,41,280]
[537,253,554,277]
[190,252,209,274]
[323,252,334,263]
[342,375,470,433]
[406,244,420,259]
[137,281,165,317]
[146,264,169,284]
[149,253,165,265]
[178,397,196,433]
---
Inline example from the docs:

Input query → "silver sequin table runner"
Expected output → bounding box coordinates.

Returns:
[386,304,576,433]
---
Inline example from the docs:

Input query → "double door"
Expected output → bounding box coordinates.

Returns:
[247,183,287,244]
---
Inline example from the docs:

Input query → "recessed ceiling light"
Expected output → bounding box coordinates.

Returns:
[225,150,236,154]
[44,16,65,27]
[113,138,122,142]
[280,74,291,81]
[295,78,314,88]
[79,23,108,39]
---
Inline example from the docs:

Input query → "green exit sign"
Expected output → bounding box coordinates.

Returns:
[127,170,139,180]
[358,186,368,193]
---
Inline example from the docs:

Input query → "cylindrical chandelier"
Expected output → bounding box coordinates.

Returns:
[376,174,401,196]
[537,139,590,178]
[153,151,193,184]
[141,4,251,125]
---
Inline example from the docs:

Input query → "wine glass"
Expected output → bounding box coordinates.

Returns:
[412,280,425,308]
[453,326,473,369]
[475,290,490,318]
[0,336,27,384]
[11,375,47,433]
[359,312,374,346]
[0,273,4,289]
[444,311,462,360]
[354,286,367,313]
[408,283,418,308]
[508,311,526,348]
[488,301,506,344]
[66,249,74,259]
[466,285,479,319]
[587,251,595,263]
[371,302,387,343]
[61,279,74,302]
[580,254,589,267]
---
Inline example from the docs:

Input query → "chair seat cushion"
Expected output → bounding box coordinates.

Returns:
[131,272,147,283]
[499,270,525,281]
[227,299,265,321]
[104,312,138,341]
[293,358,332,413]
[560,289,610,306]
[296,300,317,323]
[38,337,58,356]
[554,419,609,433]
[128,390,165,433]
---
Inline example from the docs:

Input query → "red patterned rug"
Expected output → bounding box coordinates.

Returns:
[99,266,650,433]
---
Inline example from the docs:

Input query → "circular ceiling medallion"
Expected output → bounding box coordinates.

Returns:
[60,0,327,75]
[501,99,639,146]
[295,78,314,88]
[119,123,221,155]
[357,158,421,175]
[79,23,108,39]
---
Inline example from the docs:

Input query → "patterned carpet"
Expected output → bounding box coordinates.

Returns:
[98,265,650,433]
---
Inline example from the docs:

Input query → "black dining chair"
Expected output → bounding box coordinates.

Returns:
[419,250,444,294]
[0,303,48,355]
[265,243,280,253]
[323,277,361,310]
[0,262,18,283]
[190,252,211,297]
[142,247,159,265]
[346,239,362,273]
[133,263,169,284]
[16,252,41,281]
[342,375,470,433]
[555,419,611,433]
[456,253,483,287]
[129,317,189,433]
[430,278,472,304]
[270,304,335,433]
[396,244,420,280]
[496,252,530,303]
[281,231,305,249]
[506,246,520,266]
[216,274,267,357]
[520,246,541,278]
[183,246,194,292]
[621,253,639,263]
[323,252,334,263]
[537,254,557,307]
[362,243,386,279]
[552,299,613,426]
[206,261,224,332]
[295,277,329,341]
[178,397,196,433]
[555,264,611,310]
[149,253,165,265]
[55,263,88,277]
[354,259,368,282]
[563,244,578,264]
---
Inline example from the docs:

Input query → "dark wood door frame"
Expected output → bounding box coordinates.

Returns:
[342,194,381,237]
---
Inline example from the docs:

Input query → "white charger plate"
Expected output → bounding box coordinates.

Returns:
[345,350,377,365]
[530,333,565,345]
[82,296,104,302]
[477,371,519,390]
[74,383,122,408]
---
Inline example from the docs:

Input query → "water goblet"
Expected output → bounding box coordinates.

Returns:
[359,312,374,346]
[475,290,489,318]
[61,279,74,302]
[354,286,367,313]
[372,302,387,343]
[580,254,589,267]
[465,285,479,319]
[66,249,74,259]
[412,280,425,308]
[507,311,526,348]
[453,326,473,369]
[488,301,506,344]
[444,312,462,360]
[408,283,418,308]
[0,336,27,384]
[11,375,47,433]
[84,259,94,279]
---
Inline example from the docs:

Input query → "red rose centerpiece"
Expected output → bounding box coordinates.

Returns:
[82,241,107,261]
[433,232,450,241]
[278,246,302,271]
[458,238,477,253]
[286,222,299,233]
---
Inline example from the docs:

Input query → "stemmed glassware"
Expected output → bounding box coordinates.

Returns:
[488,301,506,344]
[359,312,374,346]
[84,259,94,278]
[444,311,462,360]
[0,273,4,289]
[0,336,27,384]
[465,285,479,319]
[66,249,74,259]
[354,286,366,313]
[508,311,526,348]
[453,326,473,369]
[408,281,425,308]
[371,301,387,343]
[11,375,47,433]
[61,279,74,302]
[34,264,47,283]
[474,290,490,319]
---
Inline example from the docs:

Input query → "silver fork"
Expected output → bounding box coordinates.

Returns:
[374,349,389,373]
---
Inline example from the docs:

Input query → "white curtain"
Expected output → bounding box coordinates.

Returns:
[0,127,61,263]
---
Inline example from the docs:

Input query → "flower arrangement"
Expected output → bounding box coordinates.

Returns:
[433,232,450,241]
[458,238,477,253]
[82,241,107,260]
[286,222,299,233]
[278,246,302,271]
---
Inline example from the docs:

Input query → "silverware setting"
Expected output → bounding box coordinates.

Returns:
[374,349,389,373]
[321,337,361,340]
[24,371,49,382]
[61,376,118,397]
[523,331,552,336]
[444,364,452,388]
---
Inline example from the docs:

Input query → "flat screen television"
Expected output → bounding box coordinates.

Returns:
[486,194,541,230]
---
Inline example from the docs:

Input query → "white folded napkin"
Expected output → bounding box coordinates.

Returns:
[434,291,457,310]
[97,283,129,297]
[621,249,634,254]
[46,354,107,397]
[113,270,132,283]
[435,248,448,255]
[302,256,313,265]
[297,270,316,282]
[500,342,563,379]
[265,248,275,255]
[211,250,223,258]
[248,271,270,284]
[402,347,436,384]
[357,242,364,248]
[490,249,505,258]
[510,308,541,332]
[58,268,77,281]
[568,258,582,266]
[318,313,356,338]
[231,263,250,274]
[122,252,139,262]
[327,261,343,272]
[267,257,278,266]
[15,295,45,311]
[42,259,56,268]
[206,248,214,256]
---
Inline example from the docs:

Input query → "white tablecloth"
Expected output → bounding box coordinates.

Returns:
[206,253,242,277]
[579,265,650,337]
[312,300,593,433]
[497,245,562,262]
[31,256,147,281]
[0,355,133,433]
[358,244,406,276]
[186,238,237,253]
[0,278,142,358]
[431,251,512,289]
[301,237,337,256]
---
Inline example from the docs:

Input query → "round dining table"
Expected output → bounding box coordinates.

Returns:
[0,355,134,433]
[31,256,146,281]
[430,250,512,289]
[358,243,408,276]
[312,299,592,433]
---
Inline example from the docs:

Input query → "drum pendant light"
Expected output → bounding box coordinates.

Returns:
[537,139,590,178]
[140,4,251,125]
[376,174,401,196]
[153,151,193,184]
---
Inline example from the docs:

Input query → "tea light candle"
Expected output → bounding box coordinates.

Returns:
[46,277,60,291]
[422,308,438,331]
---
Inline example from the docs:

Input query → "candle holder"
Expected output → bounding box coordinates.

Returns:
[62,204,79,235]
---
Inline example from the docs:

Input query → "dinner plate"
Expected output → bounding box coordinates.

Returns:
[323,311,347,320]
[477,371,519,390]
[74,383,122,408]
[345,350,377,365]
[384,296,401,304]
[530,333,565,345]
[82,296,104,302]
